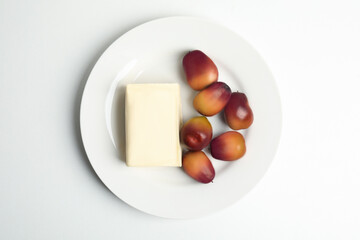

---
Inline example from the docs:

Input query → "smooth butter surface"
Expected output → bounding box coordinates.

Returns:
[125,83,182,167]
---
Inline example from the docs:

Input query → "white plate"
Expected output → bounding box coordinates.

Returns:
[80,16,282,219]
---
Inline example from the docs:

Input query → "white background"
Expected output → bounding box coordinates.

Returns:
[1,0,359,239]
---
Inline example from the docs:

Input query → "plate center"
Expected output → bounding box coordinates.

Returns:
[107,52,248,177]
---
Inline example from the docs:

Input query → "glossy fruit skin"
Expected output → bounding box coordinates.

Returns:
[181,116,212,151]
[210,131,246,161]
[224,92,254,130]
[183,50,218,90]
[182,151,215,183]
[193,82,231,116]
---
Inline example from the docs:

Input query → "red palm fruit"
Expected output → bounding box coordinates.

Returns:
[193,82,231,116]
[210,131,246,161]
[224,92,254,130]
[183,50,218,90]
[182,151,215,183]
[181,116,213,151]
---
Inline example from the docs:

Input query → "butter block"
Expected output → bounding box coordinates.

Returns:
[125,83,182,167]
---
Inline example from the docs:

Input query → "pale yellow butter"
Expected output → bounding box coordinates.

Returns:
[125,83,182,167]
